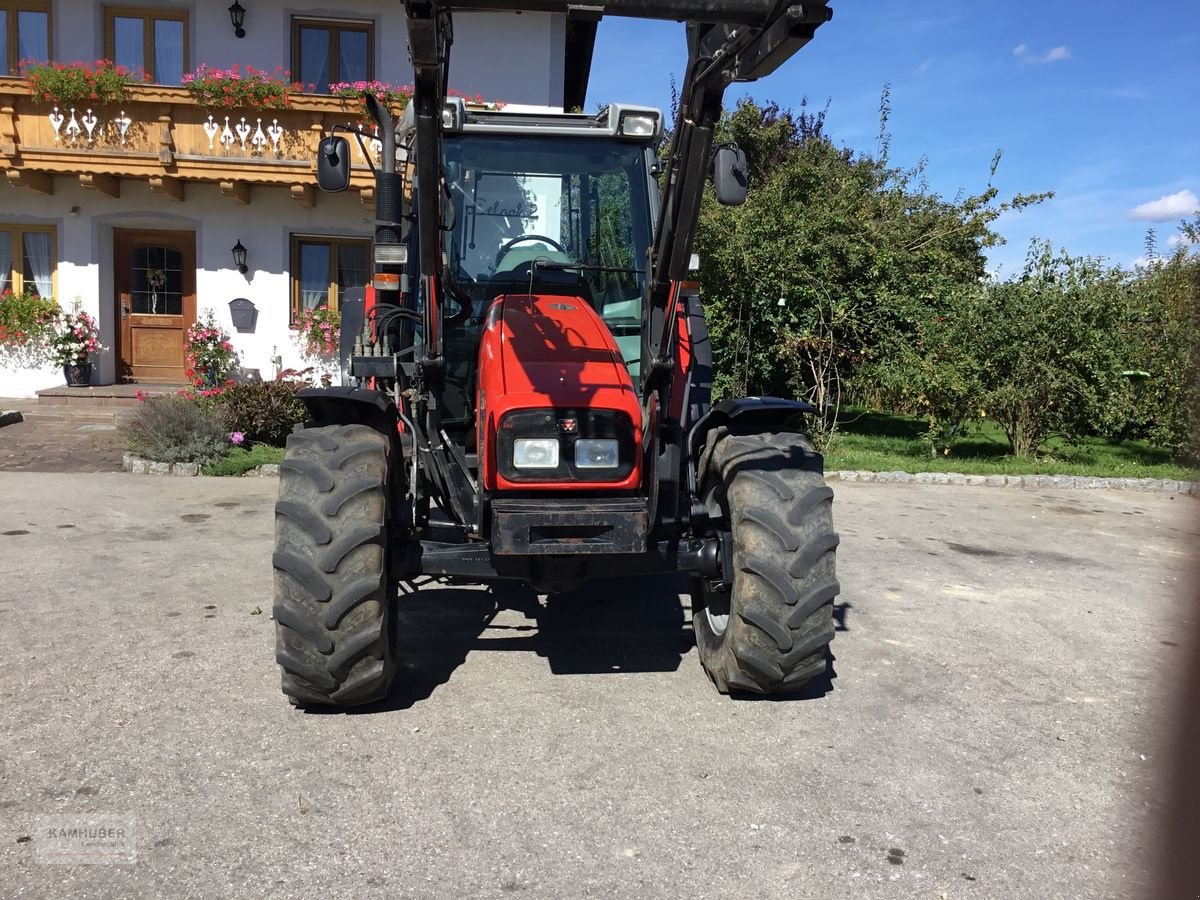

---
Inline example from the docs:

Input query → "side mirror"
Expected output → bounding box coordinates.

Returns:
[316,136,351,193]
[713,145,748,206]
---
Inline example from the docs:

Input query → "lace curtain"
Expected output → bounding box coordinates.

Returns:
[22,232,54,298]
[298,243,329,311]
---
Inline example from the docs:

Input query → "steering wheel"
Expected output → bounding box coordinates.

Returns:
[495,234,568,268]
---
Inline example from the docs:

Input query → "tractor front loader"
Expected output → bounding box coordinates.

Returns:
[273,0,840,707]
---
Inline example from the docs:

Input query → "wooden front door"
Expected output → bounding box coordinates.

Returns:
[114,229,196,383]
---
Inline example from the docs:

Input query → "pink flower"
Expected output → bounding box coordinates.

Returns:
[228,431,245,445]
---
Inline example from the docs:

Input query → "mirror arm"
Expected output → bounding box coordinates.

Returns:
[328,123,378,175]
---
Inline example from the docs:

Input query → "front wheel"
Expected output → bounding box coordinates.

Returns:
[693,431,839,694]
[273,423,397,707]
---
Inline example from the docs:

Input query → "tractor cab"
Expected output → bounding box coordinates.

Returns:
[422,102,661,442]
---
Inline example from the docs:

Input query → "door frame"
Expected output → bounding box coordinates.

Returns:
[113,228,197,383]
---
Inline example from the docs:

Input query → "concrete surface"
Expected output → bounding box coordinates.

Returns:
[0,474,1195,898]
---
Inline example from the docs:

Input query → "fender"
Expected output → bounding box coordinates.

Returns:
[687,396,820,496]
[297,386,402,432]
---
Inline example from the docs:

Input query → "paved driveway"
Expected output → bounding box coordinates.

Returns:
[0,473,1194,898]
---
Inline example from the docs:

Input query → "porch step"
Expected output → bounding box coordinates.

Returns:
[34,383,181,409]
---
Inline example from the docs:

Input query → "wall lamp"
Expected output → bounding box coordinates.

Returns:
[231,239,248,274]
[229,1,247,39]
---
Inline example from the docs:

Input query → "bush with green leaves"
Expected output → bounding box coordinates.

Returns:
[121,395,229,463]
[1120,221,1200,463]
[215,380,306,447]
[866,241,1140,458]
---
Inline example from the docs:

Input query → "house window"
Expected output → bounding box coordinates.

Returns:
[1,1,51,76]
[103,6,188,85]
[291,18,373,93]
[0,225,57,299]
[291,237,370,322]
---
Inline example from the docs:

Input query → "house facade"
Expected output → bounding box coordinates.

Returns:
[0,0,597,396]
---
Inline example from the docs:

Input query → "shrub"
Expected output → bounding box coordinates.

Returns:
[121,395,229,463]
[201,444,285,477]
[216,380,306,447]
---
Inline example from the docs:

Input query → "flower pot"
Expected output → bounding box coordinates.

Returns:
[64,362,93,387]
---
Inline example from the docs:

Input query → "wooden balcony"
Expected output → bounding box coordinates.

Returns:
[0,78,382,207]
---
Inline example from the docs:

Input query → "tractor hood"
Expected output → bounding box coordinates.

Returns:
[488,293,638,410]
[476,293,643,492]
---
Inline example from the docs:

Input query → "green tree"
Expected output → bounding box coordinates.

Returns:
[694,94,1049,448]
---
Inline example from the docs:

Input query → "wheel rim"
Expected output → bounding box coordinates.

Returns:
[702,485,731,636]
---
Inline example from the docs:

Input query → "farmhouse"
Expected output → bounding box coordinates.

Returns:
[0,0,597,396]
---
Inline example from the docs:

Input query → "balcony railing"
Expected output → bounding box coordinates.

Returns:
[0,79,382,206]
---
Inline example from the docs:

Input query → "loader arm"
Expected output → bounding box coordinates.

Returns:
[398,0,832,387]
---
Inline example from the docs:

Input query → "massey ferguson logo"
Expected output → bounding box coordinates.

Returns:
[557,418,578,434]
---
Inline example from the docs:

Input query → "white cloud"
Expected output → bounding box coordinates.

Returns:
[1108,85,1149,100]
[1167,233,1199,249]
[1129,255,1165,270]
[1128,189,1200,222]
[1013,43,1072,64]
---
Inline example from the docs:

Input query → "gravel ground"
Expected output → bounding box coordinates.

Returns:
[0,473,1195,898]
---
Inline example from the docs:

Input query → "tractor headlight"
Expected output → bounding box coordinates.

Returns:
[497,408,636,483]
[617,110,660,139]
[575,439,619,469]
[513,438,560,469]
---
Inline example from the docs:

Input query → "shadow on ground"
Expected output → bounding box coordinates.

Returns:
[323,574,696,714]
[312,576,845,714]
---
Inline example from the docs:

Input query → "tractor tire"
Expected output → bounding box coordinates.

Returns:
[693,431,839,695]
[272,423,396,707]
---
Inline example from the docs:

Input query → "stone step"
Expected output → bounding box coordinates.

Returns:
[35,383,181,409]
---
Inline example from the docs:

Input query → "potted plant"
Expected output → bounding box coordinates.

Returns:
[0,288,59,361]
[21,59,143,107]
[47,309,105,386]
[182,65,296,111]
[292,307,339,361]
[328,80,413,119]
[185,311,237,387]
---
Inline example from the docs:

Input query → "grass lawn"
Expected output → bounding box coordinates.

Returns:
[202,444,286,477]
[193,414,1196,480]
[825,410,1199,481]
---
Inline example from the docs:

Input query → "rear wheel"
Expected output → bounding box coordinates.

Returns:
[273,423,397,707]
[693,431,839,694]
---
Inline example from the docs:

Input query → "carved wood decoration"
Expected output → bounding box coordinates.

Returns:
[219,180,251,205]
[290,184,315,208]
[0,80,381,193]
[80,173,120,198]
[6,169,53,194]
[148,176,184,201]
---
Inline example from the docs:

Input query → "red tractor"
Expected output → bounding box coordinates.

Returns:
[274,0,839,707]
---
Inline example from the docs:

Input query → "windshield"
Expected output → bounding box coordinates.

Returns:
[443,133,654,333]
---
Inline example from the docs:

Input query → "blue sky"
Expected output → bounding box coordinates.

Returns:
[585,0,1200,275]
